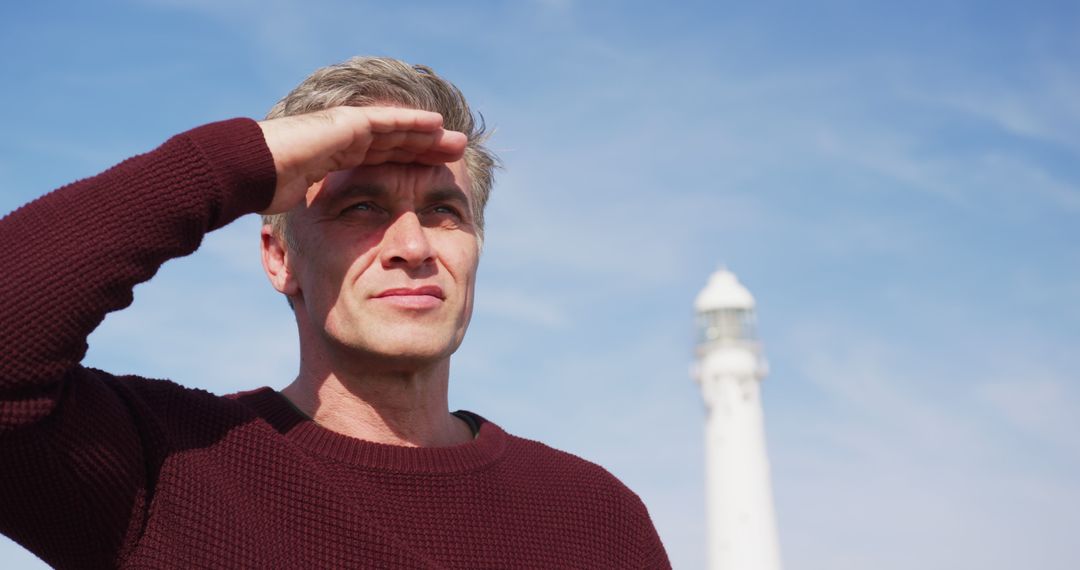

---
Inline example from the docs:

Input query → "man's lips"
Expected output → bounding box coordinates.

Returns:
[374,286,445,300]
[372,286,446,309]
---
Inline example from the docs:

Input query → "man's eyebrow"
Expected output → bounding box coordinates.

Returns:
[322,183,470,212]
[329,184,388,203]
[425,186,470,206]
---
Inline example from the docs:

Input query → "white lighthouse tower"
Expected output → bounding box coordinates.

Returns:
[693,268,782,570]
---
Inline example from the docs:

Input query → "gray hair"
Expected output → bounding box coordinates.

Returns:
[261,56,498,249]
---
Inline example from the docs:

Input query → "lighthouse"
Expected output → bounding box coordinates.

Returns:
[693,268,782,570]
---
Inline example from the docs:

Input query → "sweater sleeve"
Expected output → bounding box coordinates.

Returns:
[629,490,673,569]
[0,119,277,567]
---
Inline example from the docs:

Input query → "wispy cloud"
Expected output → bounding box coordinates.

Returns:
[979,376,1080,457]
[772,318,1080,570]
[915,62,1080,153]
[132,0,322,67]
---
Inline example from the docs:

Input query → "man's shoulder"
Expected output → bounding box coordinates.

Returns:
[475,416,669,566]
[501,429,612,476]
[82,368,264,443]
[479,416,643,502]
[93,369,247,414]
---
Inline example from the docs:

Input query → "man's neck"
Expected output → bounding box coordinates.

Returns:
[280,358,473,448]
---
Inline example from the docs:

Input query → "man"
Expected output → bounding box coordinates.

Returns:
[0,57,670,568]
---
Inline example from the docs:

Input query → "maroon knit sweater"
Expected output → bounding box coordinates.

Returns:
[0,119,671,569]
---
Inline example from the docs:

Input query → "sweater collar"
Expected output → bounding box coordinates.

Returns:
[234,387,507,474]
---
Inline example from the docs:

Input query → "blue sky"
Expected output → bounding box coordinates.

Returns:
[2,1,1078,568]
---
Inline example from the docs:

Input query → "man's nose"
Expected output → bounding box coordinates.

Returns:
[379,212,435,268]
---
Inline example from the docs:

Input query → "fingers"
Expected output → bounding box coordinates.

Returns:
[355,106,446,133]
[366,129,467,160]
[332,106,468,164]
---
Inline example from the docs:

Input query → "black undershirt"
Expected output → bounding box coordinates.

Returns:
[279,393,480,439]
[452,410,481,438]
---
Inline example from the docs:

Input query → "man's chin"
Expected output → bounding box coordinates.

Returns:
[337,338,460,371]
[369,348,449,368]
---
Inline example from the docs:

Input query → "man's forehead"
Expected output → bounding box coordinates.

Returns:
[319,161,472,203]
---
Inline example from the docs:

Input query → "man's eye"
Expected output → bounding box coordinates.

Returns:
[344,201,377,213]
[431,205,462,218]
[340,201,390,223]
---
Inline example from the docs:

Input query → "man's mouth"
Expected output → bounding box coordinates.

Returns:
[375,286,445,300]
[373,286,445,309]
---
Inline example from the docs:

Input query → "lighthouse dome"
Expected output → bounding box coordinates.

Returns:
[695,268,755,312]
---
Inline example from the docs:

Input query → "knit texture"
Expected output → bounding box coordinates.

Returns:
[0,119,671,569]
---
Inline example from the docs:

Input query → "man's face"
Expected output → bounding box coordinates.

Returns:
[282,160,479,369]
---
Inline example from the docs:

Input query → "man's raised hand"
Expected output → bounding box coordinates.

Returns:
[257,106,468,215]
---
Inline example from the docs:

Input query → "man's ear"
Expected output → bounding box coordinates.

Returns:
[261,223,299,298]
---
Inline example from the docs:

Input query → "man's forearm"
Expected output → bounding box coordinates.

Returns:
[0,118,276,429]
